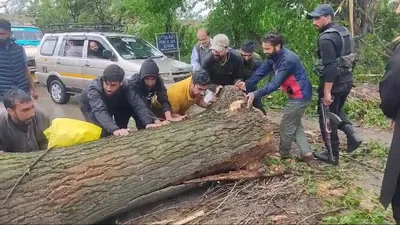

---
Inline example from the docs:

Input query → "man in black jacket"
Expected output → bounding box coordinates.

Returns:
[129,59,182,127]
[201,34,245,87]
[80,64,164,137]
[307,4,362,165]
[379,2,400,222]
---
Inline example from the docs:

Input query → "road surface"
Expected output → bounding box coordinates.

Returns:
[33,84,84,120]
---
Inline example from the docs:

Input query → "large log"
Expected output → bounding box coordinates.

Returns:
[0,86,277,224]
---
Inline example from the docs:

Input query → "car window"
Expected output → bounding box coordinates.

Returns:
[87,40,107,59]
[40,38,58,56]
[107,36,164,60]
[60,39,84,58]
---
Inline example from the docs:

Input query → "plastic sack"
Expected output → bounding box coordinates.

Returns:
[44,118,102,149]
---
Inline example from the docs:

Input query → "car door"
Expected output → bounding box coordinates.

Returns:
[81,36,117,87]
[56,36,87,91]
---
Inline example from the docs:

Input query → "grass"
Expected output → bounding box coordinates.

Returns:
[265,140,393,224]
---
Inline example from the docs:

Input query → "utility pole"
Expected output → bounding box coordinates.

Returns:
[349,0,354,37]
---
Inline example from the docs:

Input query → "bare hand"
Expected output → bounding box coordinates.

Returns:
[235,80,246,91]
[161,120,170,125]
[113,128,130,136]
[31,89,39,100]
[215,85,223,96]
[246,92,255,109]
[146,123,163,129]
[323,93,333,106]
[166,116,183,122]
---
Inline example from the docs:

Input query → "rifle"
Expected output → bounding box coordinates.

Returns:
[318,98,342,164]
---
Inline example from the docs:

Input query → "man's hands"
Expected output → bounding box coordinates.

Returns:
[166,115,187,122]
[323,92,334,106]
[31,89,39,100]
[246,92,255,109]
[113,128,130,136]
[235,80,246,91]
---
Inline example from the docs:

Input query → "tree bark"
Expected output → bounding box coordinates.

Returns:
[0,86,277,225]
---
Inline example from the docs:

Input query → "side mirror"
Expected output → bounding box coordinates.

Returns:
[103,50,113,59]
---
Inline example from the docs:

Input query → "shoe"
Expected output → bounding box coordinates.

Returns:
[341,124,362,153]
[313,150,338,166]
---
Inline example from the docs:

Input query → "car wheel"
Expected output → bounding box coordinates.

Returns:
[49,79,70,104]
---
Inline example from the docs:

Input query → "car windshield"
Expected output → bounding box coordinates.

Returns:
[12,27,42,41]
[107,36,164,60]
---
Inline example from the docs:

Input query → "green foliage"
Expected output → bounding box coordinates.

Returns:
[344,97,389,129]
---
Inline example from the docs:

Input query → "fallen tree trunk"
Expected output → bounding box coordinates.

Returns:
[0,86,278,224]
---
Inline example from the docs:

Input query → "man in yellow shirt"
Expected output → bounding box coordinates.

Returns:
[155,69,211,119]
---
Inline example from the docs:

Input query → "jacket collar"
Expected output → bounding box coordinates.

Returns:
[320,22,335,33]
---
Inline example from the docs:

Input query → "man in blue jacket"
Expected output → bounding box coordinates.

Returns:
[246,32,313,160]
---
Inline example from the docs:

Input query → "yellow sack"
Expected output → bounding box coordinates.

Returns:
[44,118,102,149]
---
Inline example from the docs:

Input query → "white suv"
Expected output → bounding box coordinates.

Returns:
[35,31,192,104]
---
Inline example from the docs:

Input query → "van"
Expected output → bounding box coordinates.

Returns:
[35,29,192,104]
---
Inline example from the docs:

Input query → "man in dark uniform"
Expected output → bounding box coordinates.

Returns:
[240,41,265,114]
[307,4,362,165]
[379,2,400,223]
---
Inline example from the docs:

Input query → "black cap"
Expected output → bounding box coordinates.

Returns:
[306,4,335,19]
[0,19,11,31]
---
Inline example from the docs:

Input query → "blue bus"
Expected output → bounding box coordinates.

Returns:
[11,26,43,47]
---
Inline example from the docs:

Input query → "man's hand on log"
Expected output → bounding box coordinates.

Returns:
[235,80,246,91]
[113,128,130,136]
[215,85,223,96]
[155,119,170,126]
[246,92,255,109]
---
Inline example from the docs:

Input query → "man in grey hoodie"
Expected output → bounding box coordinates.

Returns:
[80,64,164,137]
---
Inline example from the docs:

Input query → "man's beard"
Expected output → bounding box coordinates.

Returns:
[266,49,277,59]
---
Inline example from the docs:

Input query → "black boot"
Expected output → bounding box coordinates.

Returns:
[341,124,362,153]
[313,143,339,166]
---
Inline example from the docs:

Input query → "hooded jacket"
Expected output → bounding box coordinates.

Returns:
[129,59,171,113]
[79,77,154,134]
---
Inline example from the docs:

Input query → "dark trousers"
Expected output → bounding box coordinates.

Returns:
[317,82,353,150]
[392,175,400,224]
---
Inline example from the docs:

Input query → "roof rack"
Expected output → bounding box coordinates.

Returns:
[44,23,128,33]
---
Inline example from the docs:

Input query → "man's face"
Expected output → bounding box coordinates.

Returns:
[262,42,280,58]
[212,47,228,62]
[0,29,10,42]
[103,80,122,96]
[197,31,210,47]
[241,50,253,62]
[313,15,331,30]
[190,84,208,98]
[7,100,35,124]
[90,42,99,52]
[144,76,157,89]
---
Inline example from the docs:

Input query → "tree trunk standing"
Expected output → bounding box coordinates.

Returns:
[0,87,277,225]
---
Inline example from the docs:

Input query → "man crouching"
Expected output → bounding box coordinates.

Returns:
[128,59,181,127]
[0,88,50,152]
[80,64,164,137]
